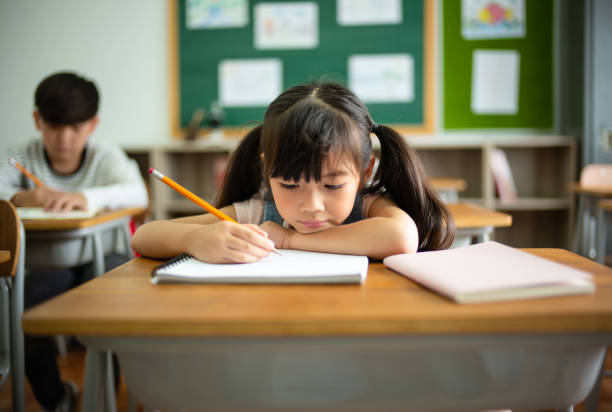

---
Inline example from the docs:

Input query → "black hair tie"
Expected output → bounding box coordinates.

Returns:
[371,123,380,133]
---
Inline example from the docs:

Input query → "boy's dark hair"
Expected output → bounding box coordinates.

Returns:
[217,81,455,251]
[34,72,99,124]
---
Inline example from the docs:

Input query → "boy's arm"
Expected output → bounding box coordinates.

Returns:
[263,197,419,260]
[0,153,25,202]
[80,148,149,211]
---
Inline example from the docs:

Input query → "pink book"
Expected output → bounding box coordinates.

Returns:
[383,242,594,304]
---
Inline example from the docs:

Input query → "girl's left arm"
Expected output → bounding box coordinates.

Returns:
[262,196,419,259]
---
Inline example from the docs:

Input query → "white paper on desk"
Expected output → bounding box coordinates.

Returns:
[219,59,282,107]
[349,54,414,103]
[254,2,318,49]
[383,241,594,304]
[151,249,368,284]
[16,207,101,220]
[471,49,519,114]
[337,0,402,26]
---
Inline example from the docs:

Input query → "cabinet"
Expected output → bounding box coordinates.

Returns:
[124,135,577,249]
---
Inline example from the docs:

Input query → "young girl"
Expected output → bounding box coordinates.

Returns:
[132,81,454,263]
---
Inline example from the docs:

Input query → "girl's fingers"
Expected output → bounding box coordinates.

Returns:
[232,224,275,251]
[226,235,271,259]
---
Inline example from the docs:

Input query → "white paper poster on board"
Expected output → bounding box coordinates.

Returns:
[348,54,414,103]
[254,2,318,49]
[186,0,248,29]
[337,0,402,26]
[219,59,282,107]
[471,50,519,114]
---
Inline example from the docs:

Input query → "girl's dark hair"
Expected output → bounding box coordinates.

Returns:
[35,72,99,124]
[217,81,455,251]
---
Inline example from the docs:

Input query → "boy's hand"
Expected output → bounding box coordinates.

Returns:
[260,221,294,249]
[11,187,88,212]
[185,221,275,264]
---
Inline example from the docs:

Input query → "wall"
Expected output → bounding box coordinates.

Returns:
[0,0,170,156]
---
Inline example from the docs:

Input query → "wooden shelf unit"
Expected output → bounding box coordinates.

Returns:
[124,134,577,248]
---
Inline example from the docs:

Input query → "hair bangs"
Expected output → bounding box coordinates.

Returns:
[262,98,361,183]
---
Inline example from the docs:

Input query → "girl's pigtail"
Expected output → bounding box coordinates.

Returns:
[216,125,264,208]
[366,125,455,251]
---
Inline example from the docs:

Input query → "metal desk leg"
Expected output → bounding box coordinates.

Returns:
[11,223,25,412]
[119,224,134,259]
[82,348,105,412]
[596,206,607,265]
[89,232,117,412]
[557,406,574,412]
[572,195,585,254]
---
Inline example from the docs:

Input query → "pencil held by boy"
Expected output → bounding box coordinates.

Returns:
[132,81,454,263]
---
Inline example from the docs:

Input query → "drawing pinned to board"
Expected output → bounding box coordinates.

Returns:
[337,0,402,26]
[186,0,248,29]
[254,2,318,49]
[348,54,414,103]
[471,49,519,114]
[462,0,525,40]
[218,59,282,107]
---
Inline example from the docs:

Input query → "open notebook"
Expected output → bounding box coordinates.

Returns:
[151,249,368,284]
[383,241,594,304]
[16,207,101,220]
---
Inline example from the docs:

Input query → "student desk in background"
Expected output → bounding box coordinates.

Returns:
[447,202,512,247]
[430,177,467,203]
[22,208,144,277]
[23,249,612,412]
[570,183,612,262]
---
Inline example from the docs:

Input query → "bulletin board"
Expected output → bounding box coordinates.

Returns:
[169,0,434,137]
[443,0,554,129]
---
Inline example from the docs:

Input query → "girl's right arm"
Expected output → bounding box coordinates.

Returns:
[131,205,275,263]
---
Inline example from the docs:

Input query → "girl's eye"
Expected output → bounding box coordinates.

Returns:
[325,184,344,190]
[280,182,299,190]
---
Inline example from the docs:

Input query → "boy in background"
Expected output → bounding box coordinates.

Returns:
[0,72,148,411]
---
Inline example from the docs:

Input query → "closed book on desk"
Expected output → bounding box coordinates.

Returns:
[383,242,594,304]
[151,249,368,284]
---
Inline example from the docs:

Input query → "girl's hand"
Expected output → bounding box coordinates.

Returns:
[260,221,294,249]
[184,221,275,264]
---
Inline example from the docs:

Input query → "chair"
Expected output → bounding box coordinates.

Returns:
[0,200,25,411]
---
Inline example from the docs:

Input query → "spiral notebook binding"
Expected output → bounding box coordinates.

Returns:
[151,253,193,278]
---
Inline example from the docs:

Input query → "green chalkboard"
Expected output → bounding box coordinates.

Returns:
[443,0,553,129]
[176,0,433,132]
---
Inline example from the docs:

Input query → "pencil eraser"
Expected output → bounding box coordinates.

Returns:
[148,168,153,174]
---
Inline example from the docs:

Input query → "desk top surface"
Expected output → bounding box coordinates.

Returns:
[0,250,10,264]
[22,249,612,338]
[447,202,512,228]
[570,182,612,196]
[600,199,612,211]
[22,208,145,231]
[429,178,467,191]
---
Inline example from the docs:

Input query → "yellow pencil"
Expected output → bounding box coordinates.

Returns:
[148,168,281,255]
[9,156,44,187]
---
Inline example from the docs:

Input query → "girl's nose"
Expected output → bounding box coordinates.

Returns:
[300,189,325,212]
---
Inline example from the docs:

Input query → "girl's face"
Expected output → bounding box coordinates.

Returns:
[269,154,362,234]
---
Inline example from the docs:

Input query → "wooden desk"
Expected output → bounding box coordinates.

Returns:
[430,177,467,203]
[23,249,612,412]
[570,183,612,261]
[447,202,512,246]
[22,208,144,276]
[0,250,9,264]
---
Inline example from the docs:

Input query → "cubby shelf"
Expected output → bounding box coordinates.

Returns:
[124,134,577,249]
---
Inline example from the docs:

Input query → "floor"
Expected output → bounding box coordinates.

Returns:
[1,347,611,412]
